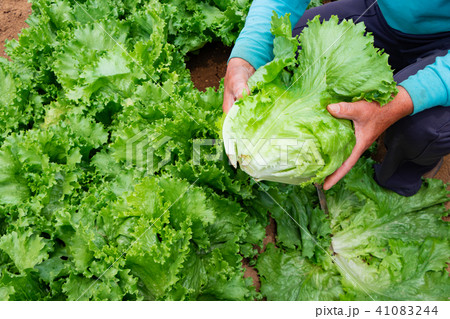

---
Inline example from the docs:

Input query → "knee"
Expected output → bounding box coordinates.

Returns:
[386,107,450,147]
[384,116,438,158]
[387,120,426,144]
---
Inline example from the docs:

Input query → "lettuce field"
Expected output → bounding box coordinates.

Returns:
[0,0,449,301]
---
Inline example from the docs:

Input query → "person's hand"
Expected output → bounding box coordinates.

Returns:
[223,58,256,113]
[323,86,414,190]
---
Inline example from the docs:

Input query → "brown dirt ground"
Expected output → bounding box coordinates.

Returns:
[1,0,448,291]
[0,0,32,59]
[186,42,231,91]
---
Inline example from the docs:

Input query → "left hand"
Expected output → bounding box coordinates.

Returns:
[323,86,414,190]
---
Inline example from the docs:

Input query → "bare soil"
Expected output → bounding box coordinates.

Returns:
[0,0,31,59]
[186,42,231,91]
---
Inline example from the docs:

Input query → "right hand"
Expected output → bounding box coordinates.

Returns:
[223,58,256,114]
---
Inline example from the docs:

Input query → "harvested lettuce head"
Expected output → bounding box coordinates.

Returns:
[223,14,397,185]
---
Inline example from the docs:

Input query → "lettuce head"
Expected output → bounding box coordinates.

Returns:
[223,14,397,185]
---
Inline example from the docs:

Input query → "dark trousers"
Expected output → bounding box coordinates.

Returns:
[293,0,450,196]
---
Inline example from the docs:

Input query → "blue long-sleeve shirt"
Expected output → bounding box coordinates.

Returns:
[229,0,450,114]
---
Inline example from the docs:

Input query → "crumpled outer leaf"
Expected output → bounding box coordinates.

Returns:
[0,231,49,273]
[0,61,17,107]
[329,159,450,258]
[126,220,192,300]
[336,239,450,301]
[323,159,450,301]
[223,14,397,185]
[169,240,254,301]
[0,269,49,301]
[0,146,31,205]
[253,183,331,258]
[257,244,342,301]
[0,60,41,141]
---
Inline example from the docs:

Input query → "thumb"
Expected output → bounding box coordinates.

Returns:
[327,103,358,120]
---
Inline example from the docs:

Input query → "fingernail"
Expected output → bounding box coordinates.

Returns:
[328,104,340,114]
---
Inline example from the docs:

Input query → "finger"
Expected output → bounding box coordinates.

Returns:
[222,91,235,114]
[234,82,250,100]
[327,102,360,120]
[323,143,366,190]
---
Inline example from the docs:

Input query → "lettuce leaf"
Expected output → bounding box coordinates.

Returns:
[336,239,450,300]
[257,244,342,301]
[329,160,449,259]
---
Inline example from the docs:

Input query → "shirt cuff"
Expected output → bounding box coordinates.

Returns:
[228,37,274,70]
[400,67,449,115]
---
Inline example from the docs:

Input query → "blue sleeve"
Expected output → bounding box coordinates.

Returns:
[229,0,310,69]
[400,51,450,115]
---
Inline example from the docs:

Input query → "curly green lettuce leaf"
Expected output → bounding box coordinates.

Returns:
[163,0,251,53]
[0,270,49,301]
[0,231,49,273]
[252,183,331,257]
[329,160,450,259]
[336,238,450,301]
[257,244,342,301]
